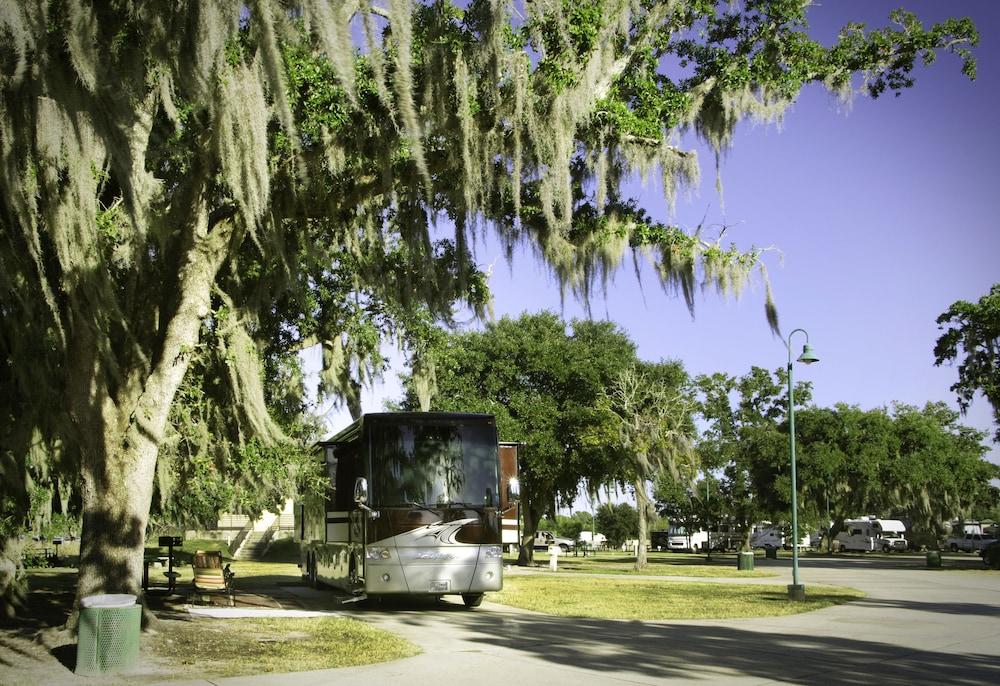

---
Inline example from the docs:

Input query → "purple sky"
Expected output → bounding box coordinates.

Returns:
[320,1,1000,467]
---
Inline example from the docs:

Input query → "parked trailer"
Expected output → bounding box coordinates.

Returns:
[296,412,507,608]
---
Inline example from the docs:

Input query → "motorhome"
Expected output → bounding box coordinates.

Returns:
[750,524,812,550]
[750,526,784,549]
[835,517,908,552]
[666,525,709,552]
[296,412,512,607]
[578,530,607,548]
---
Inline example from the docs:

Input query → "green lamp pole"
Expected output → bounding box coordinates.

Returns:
[786,328,819,601]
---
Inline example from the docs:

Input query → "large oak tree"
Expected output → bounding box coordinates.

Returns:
[0,1,979,608]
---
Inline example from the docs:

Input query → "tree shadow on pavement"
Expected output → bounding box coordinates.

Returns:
[353,601,1000,685]
[850,596,1000,618]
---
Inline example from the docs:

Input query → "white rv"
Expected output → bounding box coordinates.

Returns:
[750,524,811,550]
[835,517,908,552]
[750,525,784,549]
[667,525,709,552]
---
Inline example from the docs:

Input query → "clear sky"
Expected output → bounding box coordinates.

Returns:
[318,1,1000,467]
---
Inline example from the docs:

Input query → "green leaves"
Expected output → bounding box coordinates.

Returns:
[397,312,640,520]
[934,284,1000,442]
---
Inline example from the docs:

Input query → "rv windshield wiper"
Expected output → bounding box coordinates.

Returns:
[443,501,487,511]
[408,501,440,515]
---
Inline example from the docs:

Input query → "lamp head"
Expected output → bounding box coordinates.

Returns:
[797,343,819,365]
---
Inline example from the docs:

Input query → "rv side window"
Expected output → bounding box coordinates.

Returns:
[851,528,862,536]
[324,446,338,512]
[333,443,358,511]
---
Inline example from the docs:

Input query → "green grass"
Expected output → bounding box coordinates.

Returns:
[259,536,301,562]
[150,616,419,676]
[493,574,864,620]
[518,551,777,578]
[8,565,418,682]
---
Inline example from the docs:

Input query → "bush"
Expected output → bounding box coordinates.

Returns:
[20,550,51,568]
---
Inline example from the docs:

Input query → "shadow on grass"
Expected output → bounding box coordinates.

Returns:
[0,569,76,636]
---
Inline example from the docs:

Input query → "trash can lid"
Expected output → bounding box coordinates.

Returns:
[80,593,137,608]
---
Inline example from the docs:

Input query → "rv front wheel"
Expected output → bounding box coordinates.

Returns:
[882,544,891,553]
[462,593,484,608]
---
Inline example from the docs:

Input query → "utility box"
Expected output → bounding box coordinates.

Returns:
[75,594,141,676]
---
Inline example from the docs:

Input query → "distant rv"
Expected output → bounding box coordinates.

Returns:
[750,524,812,550]
[665,525,736,552]
[835,516,908,552]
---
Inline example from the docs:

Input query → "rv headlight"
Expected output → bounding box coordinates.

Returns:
[484,545,503,559]
[365,546,392,560]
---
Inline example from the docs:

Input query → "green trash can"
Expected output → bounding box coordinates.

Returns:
[926,550,942,568]
[75,594,141,676]
[737,551,755,571]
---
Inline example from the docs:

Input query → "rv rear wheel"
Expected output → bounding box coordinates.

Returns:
[950,543,959,553]
[882,544,891,553]
[462,593,484,608]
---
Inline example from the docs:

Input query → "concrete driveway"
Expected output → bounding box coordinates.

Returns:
[163,554,1000,685]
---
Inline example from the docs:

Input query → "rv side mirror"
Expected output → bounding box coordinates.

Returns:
[507,477,520,501]
[353,477,369,505]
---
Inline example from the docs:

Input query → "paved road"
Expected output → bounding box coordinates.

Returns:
[163,555,1000,685]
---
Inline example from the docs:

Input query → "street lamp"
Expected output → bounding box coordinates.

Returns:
[786,328,819,601]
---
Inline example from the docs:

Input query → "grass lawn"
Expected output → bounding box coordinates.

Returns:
[148,615,419,677]
[3,564,418,684]
[493,574,865,620]
[520,551,777,578]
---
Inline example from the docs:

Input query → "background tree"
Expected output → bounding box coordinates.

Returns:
[595,502,638,550]
[934,284,1000,442]
[653,473,700,540]
[792,402,997,547]
[695,367,812,549]
[553,512,595,541]
[396,312,637,563]
[603,361,696,569]
[0,1,979,610]
[792,404,897,546]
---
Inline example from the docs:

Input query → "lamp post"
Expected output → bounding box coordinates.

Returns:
[786,328,819,601]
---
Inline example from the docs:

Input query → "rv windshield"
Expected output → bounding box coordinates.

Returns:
[370,420,500,508]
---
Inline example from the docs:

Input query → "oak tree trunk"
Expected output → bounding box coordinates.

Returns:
[71,206,234,609]
[634,476,649,570]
